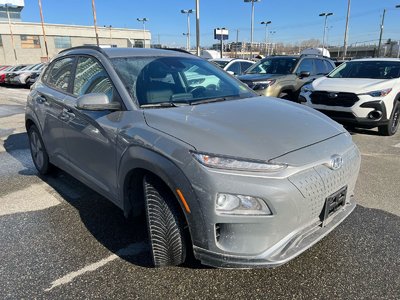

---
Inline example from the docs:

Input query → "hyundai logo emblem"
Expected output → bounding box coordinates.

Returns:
[328,92,338,99]
[327,155,344,170]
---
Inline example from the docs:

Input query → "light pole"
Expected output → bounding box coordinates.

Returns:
[377,9,386,57]
[38,0,49,61]
[91,0,100,46]
[182,33,189,50]
[319,12,333,51]
[104,25,112,46]
[244,0,261,59]
[0,3,18,63]
[343,0,351,58]
[181,9,194,51]
[195,0,200,56]
[268,31,276,56]
[261,20,271,55]
[137,18,148,48]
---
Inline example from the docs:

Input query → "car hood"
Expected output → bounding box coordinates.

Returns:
[144,97,345,161]
[237,73,284,82]
[312,77,393,94]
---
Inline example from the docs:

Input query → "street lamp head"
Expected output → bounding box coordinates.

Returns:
[320,12,334,17]
[244,0,261,2]
[181,9,195,14]
[261,21,272,25]
[396,4,400,8]
[137,18,148,22]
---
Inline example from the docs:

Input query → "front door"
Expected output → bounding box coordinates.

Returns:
[62,56,122,201]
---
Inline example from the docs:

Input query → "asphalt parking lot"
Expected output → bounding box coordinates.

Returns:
[0,86,399,299]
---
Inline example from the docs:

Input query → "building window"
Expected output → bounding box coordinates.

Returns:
[20,35,41,49]
[54,36,71,49]
[134,40,144,48]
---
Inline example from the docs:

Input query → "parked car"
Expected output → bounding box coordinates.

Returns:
[26,64,46,87]
[0,66,20,84]
[299,58,400,136]
[6,64,36,85]
[26,47,360,268]
[237,55,335,101]
[210,58,255,76]
[9,63,44,86]
[3,64,29,84]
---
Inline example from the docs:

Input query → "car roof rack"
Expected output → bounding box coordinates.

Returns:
[58,45,107,55]
[300,53,330,59]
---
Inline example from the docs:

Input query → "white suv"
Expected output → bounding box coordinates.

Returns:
[299,58,400,136]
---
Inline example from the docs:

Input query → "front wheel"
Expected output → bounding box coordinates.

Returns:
[378,102,400,136]
[143,175,187,267]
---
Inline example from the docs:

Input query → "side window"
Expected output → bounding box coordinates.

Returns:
[296,58,314,75]
[240,62,253,73]
[47,57,75,92]
[226,62,241,75]
[323,60,334,73]
[73,57,114,101]
[315,59,328,75]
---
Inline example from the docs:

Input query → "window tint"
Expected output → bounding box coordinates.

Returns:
[246,57,298,75]
[240,62,253,73]
[226,62,241,75]
[47,57,74,92]
[296,58,314,75]
[315,59,328,75]
[323,60,334,73]
[73,57,114,101]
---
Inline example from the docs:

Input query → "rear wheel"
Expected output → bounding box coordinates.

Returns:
[28,125,53,175]
[378,101,400,136]
[143,175,187,267]
[278,90,294,101]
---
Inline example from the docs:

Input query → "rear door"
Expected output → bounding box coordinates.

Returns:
[33,56,76,165]
[62,55,122,200]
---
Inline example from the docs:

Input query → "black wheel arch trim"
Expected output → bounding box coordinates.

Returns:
[118,146,208,249]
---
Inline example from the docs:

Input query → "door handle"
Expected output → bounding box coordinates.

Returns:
[36,95,48,104]
[60,108,76,121]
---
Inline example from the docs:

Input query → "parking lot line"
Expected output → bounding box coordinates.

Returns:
[44,242,147,292]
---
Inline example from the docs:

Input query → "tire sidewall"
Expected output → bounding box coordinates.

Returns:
[28,125,50,175]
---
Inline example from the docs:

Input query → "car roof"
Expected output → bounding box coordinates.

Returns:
[211,58,234,62]
[60,46,196,59]
[347,58,400,63]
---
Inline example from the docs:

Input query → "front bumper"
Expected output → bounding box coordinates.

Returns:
[182,135,360,268]
[299,93,390,127]
[194,197,356,268]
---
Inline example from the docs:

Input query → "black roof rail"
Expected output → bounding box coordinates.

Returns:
[163,48,193,55]
[58,45,107,55]
[300,53,331,59]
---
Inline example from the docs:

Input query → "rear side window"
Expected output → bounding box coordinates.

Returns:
[240,62,253,73]
[226,62,241,75]
[323,60,334,73]
[73,56,114,101]
[315,59,329,75]
[47,57,75,92]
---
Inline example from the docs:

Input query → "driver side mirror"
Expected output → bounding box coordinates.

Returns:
[76,93,121,111]
[227,71,236,76]
[298,71,311,79]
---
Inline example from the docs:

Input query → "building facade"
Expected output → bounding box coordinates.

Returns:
[0,22,151,65]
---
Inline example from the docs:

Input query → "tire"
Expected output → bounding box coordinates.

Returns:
[28,125,53,175]
[278,91,294,101]
[143,175,186,267]
[378,101,400,136]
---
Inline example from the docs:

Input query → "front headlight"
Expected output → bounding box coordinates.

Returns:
[216,193,272,215]
[360,88,392,97]
[192,152,287,172]
[301,83,313,93]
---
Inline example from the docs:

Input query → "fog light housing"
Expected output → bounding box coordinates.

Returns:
[216,193,272,215]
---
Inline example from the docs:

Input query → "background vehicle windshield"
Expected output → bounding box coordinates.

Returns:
[328,61,400,79]
[112,56,255,106]
[212,60,230,68]
[245,57,298,75]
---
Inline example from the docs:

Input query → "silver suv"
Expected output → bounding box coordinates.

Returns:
[26,47,360,268]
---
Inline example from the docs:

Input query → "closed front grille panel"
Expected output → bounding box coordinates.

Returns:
[289,146,360,220]
[310,91,359,107]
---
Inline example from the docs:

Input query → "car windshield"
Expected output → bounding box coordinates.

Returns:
[328,61,400,79]
[245,57,298,75]
[212,60,230,68]
[112,56,256,107]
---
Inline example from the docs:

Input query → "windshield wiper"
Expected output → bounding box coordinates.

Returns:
[190,95,245,105]
[140,101,190,108]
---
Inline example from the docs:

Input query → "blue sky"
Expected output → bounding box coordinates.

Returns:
[21,0,400,47]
